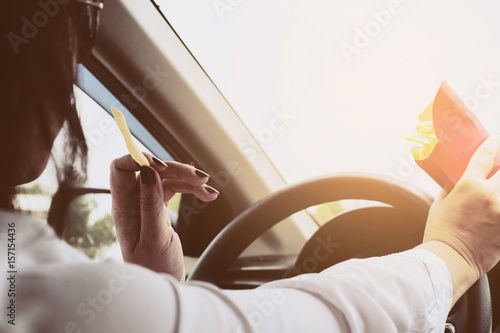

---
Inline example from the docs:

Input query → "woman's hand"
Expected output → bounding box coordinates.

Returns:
[421,135,500,304]
[109,153,219,281]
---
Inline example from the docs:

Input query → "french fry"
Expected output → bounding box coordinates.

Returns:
[112,107,150,167]
[404,104,438,161]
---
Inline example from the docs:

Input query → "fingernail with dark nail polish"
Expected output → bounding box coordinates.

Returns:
[195,169,210,178]
[204,185,219,195]
[152,156,168,168]
[140,166,156,185]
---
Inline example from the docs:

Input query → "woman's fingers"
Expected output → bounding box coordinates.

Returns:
[139,166,171,236]
[110,153,167,202]
[111,154,212,187]
[462,135,500,180]
[111,152,168,173]
[162,179,219,203]
[159,161,210,186]
[110,154,219,202]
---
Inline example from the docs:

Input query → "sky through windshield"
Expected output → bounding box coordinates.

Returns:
[156,0,500,195]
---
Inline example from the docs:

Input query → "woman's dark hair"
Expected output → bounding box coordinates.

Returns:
[1,1,90,211]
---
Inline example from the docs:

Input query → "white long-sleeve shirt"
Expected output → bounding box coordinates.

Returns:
[0,210,452,332]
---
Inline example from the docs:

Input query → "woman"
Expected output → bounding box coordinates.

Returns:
[2,1,500,332]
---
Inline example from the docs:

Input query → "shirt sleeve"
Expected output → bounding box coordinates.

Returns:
[256,248,453,332]
[16,248,452,333]
[175,248,452,333]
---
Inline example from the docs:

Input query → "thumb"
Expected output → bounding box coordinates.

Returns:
[139,166,170,238]
[462,135,500,180]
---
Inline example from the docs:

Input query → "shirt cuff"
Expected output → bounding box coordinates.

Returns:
[396,248,453,324]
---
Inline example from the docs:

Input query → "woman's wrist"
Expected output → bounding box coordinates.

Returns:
[418,240,479,306]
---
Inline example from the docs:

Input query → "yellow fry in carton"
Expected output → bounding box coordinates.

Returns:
[405,81,499,191]
[403,104,438,161]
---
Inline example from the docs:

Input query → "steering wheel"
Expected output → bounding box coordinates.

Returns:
[188,173,491,332]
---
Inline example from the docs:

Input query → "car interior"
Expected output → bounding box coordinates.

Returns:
[18,0,500,332]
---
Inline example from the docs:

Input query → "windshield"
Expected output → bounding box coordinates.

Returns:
[156,0,500,196]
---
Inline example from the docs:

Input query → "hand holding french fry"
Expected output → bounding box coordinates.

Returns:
[109,107,219,280]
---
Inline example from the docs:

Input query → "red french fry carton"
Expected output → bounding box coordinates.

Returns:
[414,81,500,191]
